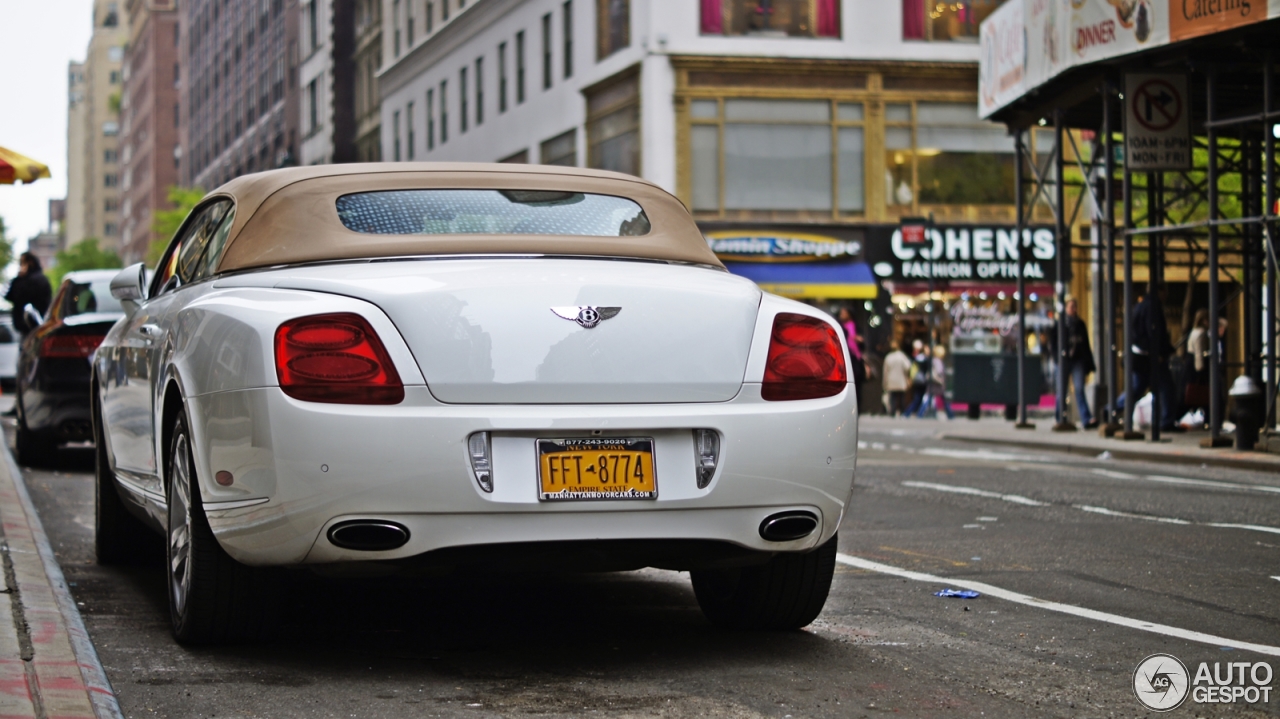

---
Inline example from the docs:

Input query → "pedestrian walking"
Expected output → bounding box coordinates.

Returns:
[1129,284,1179,431]
[1046,298,1097,428]
[882,342,911,416]
[5,253,52,336]
[918,344,954,419]
[1183,309,1210,413]
[904,340,932,417]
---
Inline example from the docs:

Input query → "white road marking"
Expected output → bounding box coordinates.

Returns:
[1075,505,1191,524]
[1206,523,1280,536]
[1272,577,1280,582]
[835,553,1280,657]
[1145,475,1280,494]
[903,481,1280,536]
[901,481,1048,506]
[1091,469,1140,480]
[918,447,1055,463]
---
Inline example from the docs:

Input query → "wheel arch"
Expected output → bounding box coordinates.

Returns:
[160,379,185,494]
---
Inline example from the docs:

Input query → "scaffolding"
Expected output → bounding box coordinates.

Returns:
[992,23,1279,448]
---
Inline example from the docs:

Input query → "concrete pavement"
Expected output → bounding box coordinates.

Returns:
[866,415,1280,474]
[0,431,120,718]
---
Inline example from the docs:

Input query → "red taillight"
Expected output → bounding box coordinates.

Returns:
[274,313,404,404]
[761,313,847,401]
[40,334,105,358]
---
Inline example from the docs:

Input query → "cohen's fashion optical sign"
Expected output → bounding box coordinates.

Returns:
[872,226,1057,282]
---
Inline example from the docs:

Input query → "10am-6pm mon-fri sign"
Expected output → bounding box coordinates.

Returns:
[1124,73,1191,171]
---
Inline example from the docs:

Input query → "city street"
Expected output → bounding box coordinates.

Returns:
[11,416,1280,718]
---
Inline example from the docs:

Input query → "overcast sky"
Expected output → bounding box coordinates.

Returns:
[0,1,96,254]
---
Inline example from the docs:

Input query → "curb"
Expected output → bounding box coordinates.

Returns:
[940,432,1280,474]
[0,445,122,719]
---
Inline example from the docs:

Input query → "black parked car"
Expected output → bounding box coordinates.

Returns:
[15,269,124,465]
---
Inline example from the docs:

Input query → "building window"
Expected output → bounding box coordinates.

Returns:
[407,102,416,159]
[174,62,181,87]
[175,102,181,127]
[308,79,319,132]
[104,173,119,188]
[699,0,840,38]
[498,42,508,113]
[393,109,401,160]
[442,0,449,20]
[902,0,1005,41]
[104,222,118,236]
[585,69,639,176]
[105,198,119,212]
[562,1,573,79]
[460,66,469,133]
[174,21,180,46]
[109,70,122,84]
[687,98,864,216]
[393,0,401,56]
[541,14,552,90]
[308,1,318,53]
[104,149,118,164]
[516,31,526,104]
[500,149,529,163]
[596,0,628,59]
[540,128,576,166]
[427,88,435,150]
[440,80,448,143]
[103,121,119,136]
[427,1,434,33]
[407,0,415,45]
[887,101,1015,210]
[475,57,484,126]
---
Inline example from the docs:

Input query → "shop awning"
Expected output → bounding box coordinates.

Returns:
[0,146,51,185]
[722,260,879,299]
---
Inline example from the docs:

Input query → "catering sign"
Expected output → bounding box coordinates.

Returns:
[980,0,1280,118]
[868,225,1058,283]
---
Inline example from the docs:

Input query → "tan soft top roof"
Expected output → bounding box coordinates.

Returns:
[207,163,723,273]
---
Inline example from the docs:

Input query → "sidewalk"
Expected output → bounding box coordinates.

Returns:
[862,415,1280,474]
[0,441,121,718]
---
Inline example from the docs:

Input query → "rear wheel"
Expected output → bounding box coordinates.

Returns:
[691,533,838,630]
[167,412,278,644]
[94,393,157,565]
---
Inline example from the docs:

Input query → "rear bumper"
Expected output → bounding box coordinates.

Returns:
[186,385,858,567]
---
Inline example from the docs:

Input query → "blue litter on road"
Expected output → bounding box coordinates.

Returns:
[935,589,980,599]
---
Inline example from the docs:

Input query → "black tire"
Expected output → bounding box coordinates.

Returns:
[93,393,158,565]
[166,412,279,644]
[15,421,57,468]
[691,533,838,630]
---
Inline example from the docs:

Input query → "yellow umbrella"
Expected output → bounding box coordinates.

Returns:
[0,146,51,184]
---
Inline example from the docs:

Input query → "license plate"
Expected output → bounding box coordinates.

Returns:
[537,437,657,501]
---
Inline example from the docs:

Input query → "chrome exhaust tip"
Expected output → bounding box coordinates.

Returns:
[759,511,819,542]
[327,520,410,551]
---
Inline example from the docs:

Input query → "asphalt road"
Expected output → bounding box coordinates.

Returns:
[8,415,1280,718]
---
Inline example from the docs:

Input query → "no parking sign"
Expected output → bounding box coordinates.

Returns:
[1124,74,1191,171]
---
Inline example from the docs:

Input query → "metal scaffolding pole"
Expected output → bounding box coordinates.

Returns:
[1267,49,1278,431]
[1102,86,1120,434]
[1149,171,1163,443]
[1054,109,1074,431]
[1204,69,1230,448]
[1015,130,1034,428]
[1122,152,1140,439]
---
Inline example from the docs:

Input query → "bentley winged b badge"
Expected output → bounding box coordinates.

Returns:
[551,306,621,329]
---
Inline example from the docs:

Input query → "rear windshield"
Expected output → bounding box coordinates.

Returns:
[62,280,123,317]
[336,190,651,237]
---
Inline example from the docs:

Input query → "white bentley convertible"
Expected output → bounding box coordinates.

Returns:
[93,164,858,643]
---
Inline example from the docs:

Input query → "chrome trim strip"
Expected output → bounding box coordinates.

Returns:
[203,497,270,511]
[114,474,166,508]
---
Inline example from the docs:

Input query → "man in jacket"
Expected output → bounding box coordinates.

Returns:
[1129,284,1179,431]
[6,253,52,336]
[1047,298,1097,428]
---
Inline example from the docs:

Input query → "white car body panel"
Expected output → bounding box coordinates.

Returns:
[96,258,858,569]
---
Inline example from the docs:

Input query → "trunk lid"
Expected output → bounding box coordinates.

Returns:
[270,258,761,404]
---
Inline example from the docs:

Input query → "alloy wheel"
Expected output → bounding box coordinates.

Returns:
[168,433,194,619]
